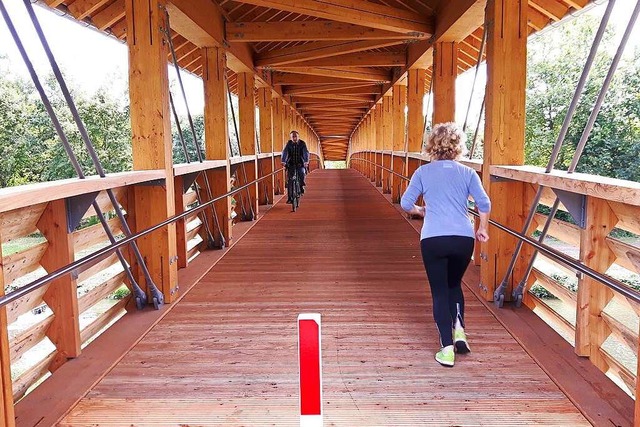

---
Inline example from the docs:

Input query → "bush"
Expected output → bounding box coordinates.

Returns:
[109,286,130,300]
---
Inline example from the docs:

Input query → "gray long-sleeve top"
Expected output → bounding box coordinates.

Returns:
[401,160,491,240]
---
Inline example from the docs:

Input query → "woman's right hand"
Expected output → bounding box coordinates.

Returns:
[476,227,489,242]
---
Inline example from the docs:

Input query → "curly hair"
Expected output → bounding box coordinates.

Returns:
[424,122,468,161]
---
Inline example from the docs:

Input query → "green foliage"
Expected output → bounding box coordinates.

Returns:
[109,285,131,300]
[526,16,640,182]
[0,56,131,187]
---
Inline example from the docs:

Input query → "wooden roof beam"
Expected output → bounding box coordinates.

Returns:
[90,0,125,31]
[281,51,406,68]
[228,0,434,34]
[274,67,391,83]
[530,0,567,21]
[256,40,405,67]
[273,74,370,85]
[283,83,382,95]
[226,21,430,42]
[167,0,257,78]
[68,0,112,20]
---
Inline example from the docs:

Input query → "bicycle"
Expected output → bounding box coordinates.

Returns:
[286,165,303,212]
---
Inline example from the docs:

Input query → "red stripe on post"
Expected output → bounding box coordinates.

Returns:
[299,317,321,416]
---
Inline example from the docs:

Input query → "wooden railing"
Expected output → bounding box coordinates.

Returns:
[349,150,640,403]
[0,151,322,408]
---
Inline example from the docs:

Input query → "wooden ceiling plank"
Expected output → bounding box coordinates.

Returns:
[227,0,433,34]
[530,0,567,21]
[273,74,371,85]
[226,21,428,42]
[256,40,405,67]
[90,0,125,30]
[68,0,111,20]
[284,83,380,95]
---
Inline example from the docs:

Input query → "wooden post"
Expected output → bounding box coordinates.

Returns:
[258,87,275,205]
[480,0,527,301]
[174,176,189,267]
[576,198,617,371]
[126,0,178,301]
[0,230,16,425]
[272,96,284,194]
[203,47,232,246]
[37,200,81,371]
[392,84,407,203]
[432,42,457,124]
[382,93,393,194]
[237,72,259,219]
[407,68,426,180]
[375,101,384,187]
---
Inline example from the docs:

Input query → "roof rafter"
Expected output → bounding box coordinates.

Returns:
[228,0,434,34]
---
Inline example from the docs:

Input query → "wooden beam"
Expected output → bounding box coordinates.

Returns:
[432,42,457,123]
[225,0,433,34]
[280,51,406,68]
[68,0,112,20]
[237,72,259,217]
[283,83,379,95]
[256,40,404,67]
[273,74,368,85]
[275,67,391,83]
[435,0,487,42]
[126,0,178,301]
[293,93,375,102]
[203,47,232,244]
[226,21,429,41]
[37,200,81,372]
[0,227,15,425]
[407,68,426,153]
[479,0,527,301]
[91,0,125,30]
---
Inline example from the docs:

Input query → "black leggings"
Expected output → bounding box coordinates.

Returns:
[420,236,474,347]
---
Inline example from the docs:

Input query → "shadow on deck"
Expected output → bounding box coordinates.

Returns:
[16,169,633,426]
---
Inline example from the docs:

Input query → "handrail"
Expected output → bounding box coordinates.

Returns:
[351,156,410,182]
[349,157,640,305]
[0,168,284,309]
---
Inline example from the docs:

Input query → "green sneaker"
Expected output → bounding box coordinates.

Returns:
[454,328,471,354]
[435,345,455,367]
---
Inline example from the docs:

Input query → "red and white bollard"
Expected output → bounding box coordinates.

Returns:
[298,313,323,427]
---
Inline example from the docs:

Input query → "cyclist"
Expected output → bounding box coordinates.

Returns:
[281,130,309,204]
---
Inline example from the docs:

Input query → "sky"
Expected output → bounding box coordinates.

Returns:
[0,0,638,124]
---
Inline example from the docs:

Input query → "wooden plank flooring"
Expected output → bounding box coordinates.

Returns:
[60,169,590,426]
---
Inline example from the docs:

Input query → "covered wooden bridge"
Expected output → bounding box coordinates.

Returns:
[0,0,639,426]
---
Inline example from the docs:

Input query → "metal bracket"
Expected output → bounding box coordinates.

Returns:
[182,172,199,193]
[66,191,100,232]
[490,174,515,183]
[136,179,166,187]
[551,188,587,229]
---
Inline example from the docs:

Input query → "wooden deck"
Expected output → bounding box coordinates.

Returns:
[57,169,592,426]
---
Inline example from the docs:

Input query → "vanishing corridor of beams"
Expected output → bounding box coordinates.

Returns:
[41,0,591,160]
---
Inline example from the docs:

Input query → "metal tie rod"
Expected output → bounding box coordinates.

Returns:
[0,1,151,309]
[22,0,165,309]
[492,0,617,307]
[169,92,218,249]
[162,9,227,248]
[508,0,640,307]
[0,168,284,310]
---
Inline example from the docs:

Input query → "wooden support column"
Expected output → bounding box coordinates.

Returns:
[369,111,376,182]
[382,93,393,194]
[0,231,15,426]
[272,96,285,194]
[126,0,178,301]
[203,47,232,245]
[37,200,81,371]
[480,0,527,301]
[237,72,259,219]
[392,84,407,203]
[407,68,426,179]
[576,198,617,371]
[375,102,384,187]
[258,87,274,205]
[432,42,457,124]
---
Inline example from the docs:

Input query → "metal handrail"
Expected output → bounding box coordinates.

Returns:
[349,157,640,305]
[351,156,410,182]
[0,168,284,309]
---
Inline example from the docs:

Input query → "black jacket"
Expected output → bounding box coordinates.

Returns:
[281,140,310,167]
